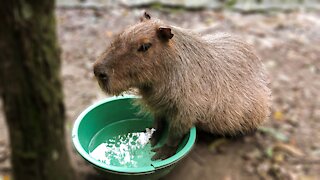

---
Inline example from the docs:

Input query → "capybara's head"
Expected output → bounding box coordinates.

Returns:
[93,12,174,95]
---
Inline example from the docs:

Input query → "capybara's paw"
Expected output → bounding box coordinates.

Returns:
[151,144,177,160]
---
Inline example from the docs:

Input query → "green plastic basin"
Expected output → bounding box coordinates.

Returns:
[72,95,196,180]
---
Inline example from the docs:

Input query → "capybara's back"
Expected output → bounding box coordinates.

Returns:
[144,28,271,136]
[178,32,270,135]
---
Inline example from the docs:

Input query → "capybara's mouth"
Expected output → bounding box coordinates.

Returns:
[98,80,125,96]
[97,79,111,94]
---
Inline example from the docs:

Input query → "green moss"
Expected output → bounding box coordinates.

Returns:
[225,0,238,8]
[21,2,33,19]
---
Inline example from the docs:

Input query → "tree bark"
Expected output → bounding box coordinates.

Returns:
[0,0,75,180]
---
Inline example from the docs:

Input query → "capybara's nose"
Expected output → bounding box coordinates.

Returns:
[93,66,108,82]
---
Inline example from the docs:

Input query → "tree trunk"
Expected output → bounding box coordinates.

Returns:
[0,0,75,180]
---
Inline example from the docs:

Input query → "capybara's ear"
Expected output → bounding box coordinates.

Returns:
[157,26,174,41]
[140,11,151,22]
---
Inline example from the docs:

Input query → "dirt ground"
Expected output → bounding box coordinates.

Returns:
[0,5,320,180]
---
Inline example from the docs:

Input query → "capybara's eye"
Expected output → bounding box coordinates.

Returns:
[138,43,152,52]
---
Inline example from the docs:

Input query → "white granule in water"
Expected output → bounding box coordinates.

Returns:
[89,128,156,167]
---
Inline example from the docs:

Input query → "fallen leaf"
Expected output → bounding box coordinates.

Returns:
[258,127,289,142]
[273,111,284,121]
[208,138,228,152]
[1,175,11,180]
[299,175,317,180]
[273,143,304,157]
[265,146,273,158]
[105,31,113,38]
[5,176,10,180]
[273,152,285,163]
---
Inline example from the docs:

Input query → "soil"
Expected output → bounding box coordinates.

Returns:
[0,5,319,180]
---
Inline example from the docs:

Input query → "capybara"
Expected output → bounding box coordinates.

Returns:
[93,12,271,160]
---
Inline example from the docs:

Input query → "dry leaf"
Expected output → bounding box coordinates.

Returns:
[105,31,113,38]
[208,138,228,152]
[273,143,304,157]
[1,175,11,180]
[299,175,317,180]
[258,127,288,142]
[273,111,284,121]
[266,146,273,158]
[273,152,285,163]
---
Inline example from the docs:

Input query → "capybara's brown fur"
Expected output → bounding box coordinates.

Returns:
[93,12,271,160]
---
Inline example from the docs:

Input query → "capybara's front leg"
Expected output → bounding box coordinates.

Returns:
[151,124,188,160]
[150,115,165,147]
